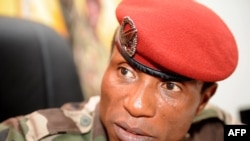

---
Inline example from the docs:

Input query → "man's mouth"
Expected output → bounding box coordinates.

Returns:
[114,121,154,141]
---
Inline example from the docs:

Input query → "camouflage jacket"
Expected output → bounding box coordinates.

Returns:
[0,96,240,141]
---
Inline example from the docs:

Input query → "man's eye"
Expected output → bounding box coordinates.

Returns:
[164,82,181,92]
[119,67,134,78]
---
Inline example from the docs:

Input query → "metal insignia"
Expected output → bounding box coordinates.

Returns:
[119,16,138,57]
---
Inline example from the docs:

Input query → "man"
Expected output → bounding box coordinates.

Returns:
[0,0,239,141]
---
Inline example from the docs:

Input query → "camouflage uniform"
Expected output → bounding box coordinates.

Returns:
[0,96,239,141]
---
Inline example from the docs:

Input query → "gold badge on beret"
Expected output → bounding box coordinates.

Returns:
[119,16,138,57]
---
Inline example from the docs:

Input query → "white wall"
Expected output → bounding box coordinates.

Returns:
[196,0,250,120]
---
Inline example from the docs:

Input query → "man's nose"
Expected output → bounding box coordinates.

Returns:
[123,80,156,117]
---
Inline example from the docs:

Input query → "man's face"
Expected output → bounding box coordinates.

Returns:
[100,46,210,141]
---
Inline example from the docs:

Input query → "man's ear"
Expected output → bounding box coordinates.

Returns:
[196,83,218,115]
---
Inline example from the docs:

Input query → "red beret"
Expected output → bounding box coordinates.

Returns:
[115,0,238,82]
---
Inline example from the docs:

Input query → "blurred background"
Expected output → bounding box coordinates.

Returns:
[0,0,249,123]
[0,0,120,100]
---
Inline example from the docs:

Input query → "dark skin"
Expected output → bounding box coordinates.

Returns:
[99,44,218,141]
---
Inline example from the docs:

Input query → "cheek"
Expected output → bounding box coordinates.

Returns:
[100,70,123,120]
[174,93,201,122]
[100,69,128,140]
[155,93,201,140]
[100,70,122,103]
[100,71,112,113]
[174,86,203,117]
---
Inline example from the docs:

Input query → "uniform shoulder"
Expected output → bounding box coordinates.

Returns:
[0,96,100,141]
[193,103,241,125]
[183,103,241,141]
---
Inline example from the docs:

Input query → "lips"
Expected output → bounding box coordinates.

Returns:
[114,121,154,141]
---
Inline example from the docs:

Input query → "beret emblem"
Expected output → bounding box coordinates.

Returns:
[119,16,138,57]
